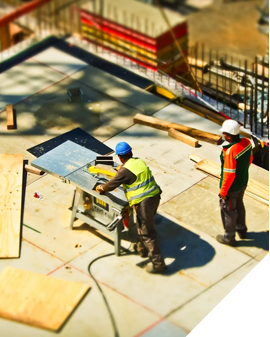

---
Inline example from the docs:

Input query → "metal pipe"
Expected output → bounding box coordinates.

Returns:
[261,57,265,137]
[254,56,258,134]
[0,0,53,28]
[244,60,247,127]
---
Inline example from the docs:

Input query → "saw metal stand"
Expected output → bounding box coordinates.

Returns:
[70,187,124,256]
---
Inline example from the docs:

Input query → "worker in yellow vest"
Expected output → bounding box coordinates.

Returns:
[96,142,167,274]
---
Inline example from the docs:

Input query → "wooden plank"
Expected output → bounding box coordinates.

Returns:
[0,266,90,331]
[6,104,15,130]
[24,164,44,175]
[0,154,23,258]
[168,128,199,147]
[189,155,269,204]
[134,113,222,145]
[88,164,117,177]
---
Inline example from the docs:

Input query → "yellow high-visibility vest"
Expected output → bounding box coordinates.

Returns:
[123,158,160,206]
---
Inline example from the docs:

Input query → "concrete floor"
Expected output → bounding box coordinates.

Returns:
[0,44,268,337]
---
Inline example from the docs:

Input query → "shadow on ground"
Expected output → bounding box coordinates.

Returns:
[236,231,269,250]
[73,212,216,276]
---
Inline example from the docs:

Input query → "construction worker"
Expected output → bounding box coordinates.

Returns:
[216,119,253,246]
[96,142,167,274]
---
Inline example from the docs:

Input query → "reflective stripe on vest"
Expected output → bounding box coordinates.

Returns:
[123,158,159,206]
[128,184,159,201]
[124,176,154,193]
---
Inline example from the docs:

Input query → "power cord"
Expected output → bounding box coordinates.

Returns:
[87,232,134,337]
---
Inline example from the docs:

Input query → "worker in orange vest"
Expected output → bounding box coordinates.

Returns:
[216,120,253,246]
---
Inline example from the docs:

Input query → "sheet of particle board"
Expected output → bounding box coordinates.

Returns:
[0,266,91,331]
[0,154,23,258]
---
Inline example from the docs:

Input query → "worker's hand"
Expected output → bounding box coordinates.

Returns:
[219,193,227,200]
[96,184,105,194]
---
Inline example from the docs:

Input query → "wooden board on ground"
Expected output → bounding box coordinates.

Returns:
[0,154,23,258]
[168,128,199,147]
[134,113,222,145]
[189,154,269,204]
[6,104,15,130]
[0,266,91,331]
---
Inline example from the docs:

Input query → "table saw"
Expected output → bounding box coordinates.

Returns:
[31,140,132,255]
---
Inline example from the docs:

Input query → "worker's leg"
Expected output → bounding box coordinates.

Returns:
[136,193,166,269]
[219,193,238,240]
[235,188,247,231]
[235,188,248,239]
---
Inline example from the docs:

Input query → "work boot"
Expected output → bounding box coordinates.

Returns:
[133,243,148,258]
[237,228,248,239]
[216,234,236,247]
[145,263,167,274]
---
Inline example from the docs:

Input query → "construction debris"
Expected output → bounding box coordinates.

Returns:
[6,104,15,130]
[134,113,222,145]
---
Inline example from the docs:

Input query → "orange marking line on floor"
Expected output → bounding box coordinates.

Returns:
[31,57,71,77]
[23,238,162,319]
[132,317,164,337]
[22,238,65,263]
[179,271,208,288]
[69,263,163,319]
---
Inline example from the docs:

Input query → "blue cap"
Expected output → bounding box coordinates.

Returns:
[115,142,132,155]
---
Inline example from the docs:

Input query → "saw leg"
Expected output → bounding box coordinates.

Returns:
[70,188,81,229]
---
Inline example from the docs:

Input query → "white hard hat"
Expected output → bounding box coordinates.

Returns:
[220,120,240,135]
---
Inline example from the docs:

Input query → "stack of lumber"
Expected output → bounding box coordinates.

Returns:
[134,113,222,147]
[80,0,189,76]
[189,154,269,205]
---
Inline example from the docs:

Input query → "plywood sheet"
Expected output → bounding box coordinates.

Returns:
[0,154,23,258]
[0,267,90,331]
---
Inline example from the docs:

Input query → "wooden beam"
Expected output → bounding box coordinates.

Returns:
[189,154,269,205]
[24,164,44,175]
[6,104,15,130]
[0,0,53,28]
[168,128,199,147]
[0,154,24,258]
[134,113,222,145]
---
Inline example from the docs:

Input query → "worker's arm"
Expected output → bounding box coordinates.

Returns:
[96,167,136,193]
[219,149,237,198]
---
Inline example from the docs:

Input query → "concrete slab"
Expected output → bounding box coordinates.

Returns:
[69,211,251,317]
[141,320,188,337]
[71,65,169,115]
[168,261,269,337]
[0,239,63,275]
[159,176,269,258]
[0,59,66,111]
[0,75,144,149]
[0,266,160,337]
[32,47,88,76]
[22,174,104,262]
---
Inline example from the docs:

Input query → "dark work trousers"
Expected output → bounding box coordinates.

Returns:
[136,193,166,268]
[219,188,247,239]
